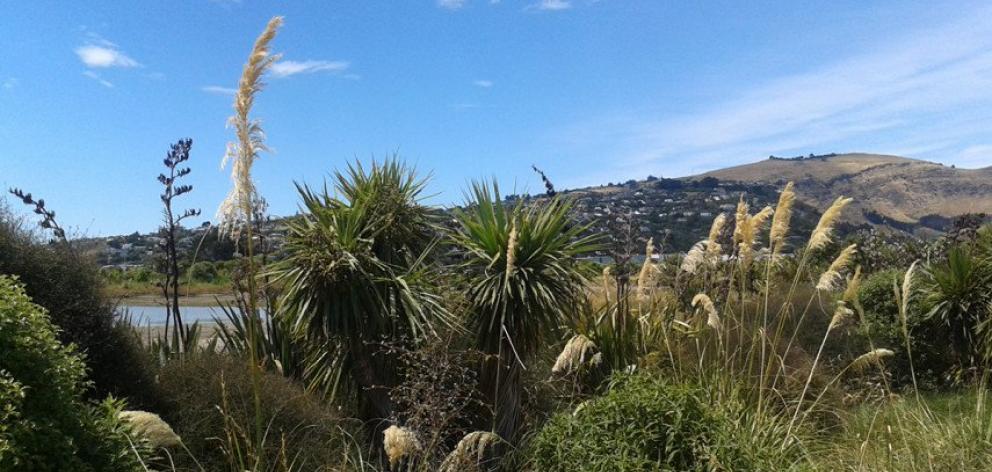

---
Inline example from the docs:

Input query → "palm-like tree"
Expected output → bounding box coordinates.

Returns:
[270,160,452,419]
[452,181,600,442]
[924,246,991,369]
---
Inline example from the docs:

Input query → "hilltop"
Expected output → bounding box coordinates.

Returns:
[698,153,992,232]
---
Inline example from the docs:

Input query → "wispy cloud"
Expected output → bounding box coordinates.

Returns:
[75,40,139,68]
[2,78,17,90]
[201,85,237,95]
[529,0,571,11]
[474,79,494,88]
[438,0,466,9]
[553,5,992,179]
[955,144,992,168]
[82,70,113,88]
[270,60,350,78]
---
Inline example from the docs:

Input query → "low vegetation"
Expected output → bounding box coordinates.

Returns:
[5,16,992,472]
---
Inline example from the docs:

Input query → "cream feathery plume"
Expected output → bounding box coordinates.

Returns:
[637,237,656,298]
[383,425,421,467]
[552,334,598,374]
[770,182,795,252]
[692,293,720,330]
[217,16,284,236]
[816,244,857,291]
[750,206,774,233]
[505,222,518,275]
[843,265,862,304]
[601,265,612,303]
[828,303,854,331]
[119,411,182,448]
[733,196,749,245]
[849,348,895,372]
[439,431,501,472]
[807,196,853,252]
[681,240,707,274]
[898,261,918,332]
[706,213,726,259]
[901,261,917,314]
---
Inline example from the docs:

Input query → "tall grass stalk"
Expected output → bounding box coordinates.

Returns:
[217,16,283,469]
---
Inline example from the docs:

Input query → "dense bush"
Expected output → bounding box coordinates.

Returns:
[0,275,145,471]
[155,354,356,471]
[525,374,797,471]
[857,268,954,389]
[0,209,161,408]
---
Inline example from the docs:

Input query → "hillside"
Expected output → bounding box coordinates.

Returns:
[697,153,992,232]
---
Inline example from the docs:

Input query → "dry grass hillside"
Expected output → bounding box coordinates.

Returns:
[698,153,992,231]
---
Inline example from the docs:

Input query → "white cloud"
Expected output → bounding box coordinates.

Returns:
[438,0,466,9]
[82,70,113,88]
[75,43,139,68]
[474,79,494,88]
[530,0,571,11]
[552,5,992,179]
[201,85,237,95]
[2,78,17,90]
[270,60,350,78]
[955,145,992,169]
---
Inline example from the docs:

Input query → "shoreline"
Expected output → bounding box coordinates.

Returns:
[115,293,238,307]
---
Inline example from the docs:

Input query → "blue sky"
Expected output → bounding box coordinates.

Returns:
[3,0,992,235]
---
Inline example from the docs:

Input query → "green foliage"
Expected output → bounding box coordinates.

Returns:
[923,246,992,370]
[858,268,952,388]
[270,159,452,418]
[0,275,145,471]
[824,389,992,471]
[453,180,600,441]
[155,354,355,471]
[526,374,799,471]
[0,209,160,408]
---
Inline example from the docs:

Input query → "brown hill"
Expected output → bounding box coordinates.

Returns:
[696,153,992,232]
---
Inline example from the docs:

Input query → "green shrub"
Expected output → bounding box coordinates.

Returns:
[858,269,953,389]
[0,209,161,408]
[156,354,356,471]
[525,374,798,471]
[0,275,145,471]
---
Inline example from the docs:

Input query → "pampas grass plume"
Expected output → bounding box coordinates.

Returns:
[119,410,182,448]
[807,196,852,252]
[439,431,501,472]
[552,334,598,374]
[770,182,795,252]
[816,244,857,291]
[850,348,895,372]
[692,293,720,330]
[383,425,421,467]
[218,16,283,236]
